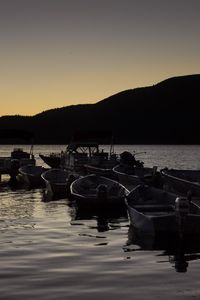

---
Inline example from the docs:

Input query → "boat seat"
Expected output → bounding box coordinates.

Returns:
[133,204,175,212]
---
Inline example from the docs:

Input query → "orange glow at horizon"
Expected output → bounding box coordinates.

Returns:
[0,0,200,116]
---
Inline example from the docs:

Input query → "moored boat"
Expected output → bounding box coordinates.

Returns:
[161,168,200,198]
[70,174,129,207]
[41,168,78,198]
[0,129,36,183]
[18,165,46,188]
[113,164,160,191]
[125,184,200,239]
[39,153,61,168]
[63,142,101,172]
[62,130,117,174]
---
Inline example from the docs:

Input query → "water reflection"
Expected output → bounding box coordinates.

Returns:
[125,225,200,273]
[42,189,68,202]
[160,238,200,273]
[70,201,128,233]
[0,188,39,231]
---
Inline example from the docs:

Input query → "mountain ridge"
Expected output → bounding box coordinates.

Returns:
[0,74,200,144]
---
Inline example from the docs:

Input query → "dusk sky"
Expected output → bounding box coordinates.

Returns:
[1,0,200,116]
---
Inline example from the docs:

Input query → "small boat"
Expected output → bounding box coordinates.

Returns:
[11,148,34,160]
[18,165,46,188]
[41,168,78,198]
[0,148,36,185]
[70,174,129,207]
[161,168,200,198]
[113,164,161,191]
[39,131,115,171]
[63,142,113,173]
[125,184,200,239]
[39,153,61,168]
[62,130,117,174]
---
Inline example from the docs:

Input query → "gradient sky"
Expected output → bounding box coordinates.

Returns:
[1,0,200,116]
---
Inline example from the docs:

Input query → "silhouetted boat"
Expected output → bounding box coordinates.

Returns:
[0,129,35,169]
[40,142,116,174]
[125,184,200,239]
[0,129,36,182]
[39,153,61,168]
[0,147,35,170]
[161,168,200,198]
[41,168,78,198]
[63,142,100,171]
[18,165,46,188]
[70,174,129,207]
[113,164,160,191]
[0,148,36,184]
[61,130,117,173]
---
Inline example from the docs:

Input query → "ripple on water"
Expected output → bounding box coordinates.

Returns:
[1,145,200,299]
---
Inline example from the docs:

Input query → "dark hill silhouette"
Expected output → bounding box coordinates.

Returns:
[0,74,200,144]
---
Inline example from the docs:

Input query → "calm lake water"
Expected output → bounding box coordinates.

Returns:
[1,144,200,300]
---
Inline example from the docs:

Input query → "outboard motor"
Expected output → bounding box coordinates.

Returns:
[120,151,135,166]
[97,184,108,200]
[135,159,144,168]
[175,197,190,217]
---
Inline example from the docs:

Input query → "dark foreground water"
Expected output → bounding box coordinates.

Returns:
[1,145,200,300]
